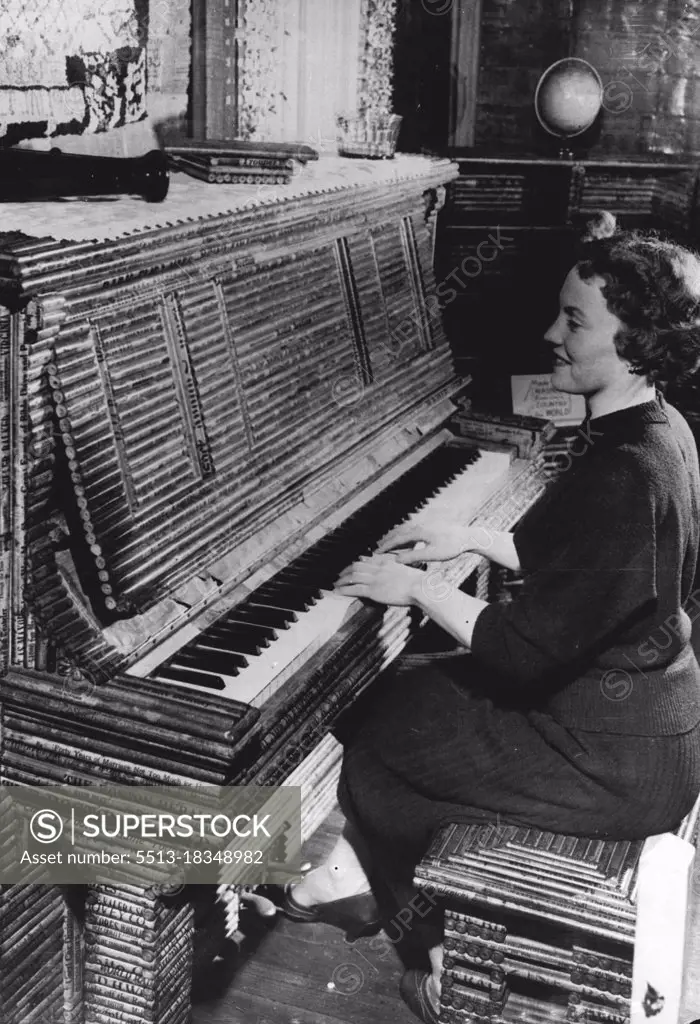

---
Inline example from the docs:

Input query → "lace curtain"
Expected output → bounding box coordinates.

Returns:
[237,0,360,146]
[238,0,396,146]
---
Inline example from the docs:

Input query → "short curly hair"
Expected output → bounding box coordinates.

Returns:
[575,231,700,384]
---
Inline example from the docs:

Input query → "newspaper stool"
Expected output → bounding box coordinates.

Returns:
[415,798,700,1024]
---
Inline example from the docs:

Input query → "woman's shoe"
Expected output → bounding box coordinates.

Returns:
[281,883,381,941]
[399,969,440,1024]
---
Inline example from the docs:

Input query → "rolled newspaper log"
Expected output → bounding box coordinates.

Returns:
[0,147,169,202]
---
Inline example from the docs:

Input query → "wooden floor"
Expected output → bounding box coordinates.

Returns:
[191,808,417,1024]
[191,807,700,1024]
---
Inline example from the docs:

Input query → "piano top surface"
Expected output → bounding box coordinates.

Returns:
[0,154,458,249]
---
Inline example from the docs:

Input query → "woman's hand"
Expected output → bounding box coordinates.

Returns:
[334,554,425,606]
[335,553,489,650]
[375,519,485,564]
[376,521,521,572]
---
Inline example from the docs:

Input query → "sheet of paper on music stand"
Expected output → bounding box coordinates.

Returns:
[511,373,586,426]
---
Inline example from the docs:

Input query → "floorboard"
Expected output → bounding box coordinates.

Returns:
[192,808,417,1024]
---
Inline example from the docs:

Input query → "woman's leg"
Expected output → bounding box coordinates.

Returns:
[427,944,443,1007]
[289,820,372,906]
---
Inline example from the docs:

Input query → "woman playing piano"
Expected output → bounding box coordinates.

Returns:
[283,227,700,1023]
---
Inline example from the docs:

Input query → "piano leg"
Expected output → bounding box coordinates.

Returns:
[82,884,194,1024]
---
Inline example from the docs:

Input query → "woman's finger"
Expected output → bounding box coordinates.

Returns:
[344,558,380,573]
[375,528,418,552]
[341,558,369,572]
[334,582,370,597]
[335,570,372,587]
[391,548,429,565]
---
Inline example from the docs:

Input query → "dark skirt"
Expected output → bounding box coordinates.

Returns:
[335,653,700,949]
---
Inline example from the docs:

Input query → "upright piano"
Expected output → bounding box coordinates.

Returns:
[0,155,551,1024]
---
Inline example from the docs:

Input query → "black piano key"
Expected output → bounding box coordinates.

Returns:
[315,528,374,552]
[252,583,320,611]
[192,634,257,656]
[155,665,228,690]
[270,567,321,585]
[267,580,324,600]
[200,622,270,647]
[284,548,356,573]
[206,622,276,649]
[270,568,330,592]
[272,564,341,591]
[246,601,299,623]
[175,648,248,672]
[291,540,368,568]
[225,605,294,630]
[279,543,370,579]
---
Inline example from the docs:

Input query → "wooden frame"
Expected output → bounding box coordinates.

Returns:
[189,0,394,143]
[448,0,483,149]
[191,0,239,139]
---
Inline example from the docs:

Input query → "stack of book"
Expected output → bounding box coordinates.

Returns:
[165,139,318,186]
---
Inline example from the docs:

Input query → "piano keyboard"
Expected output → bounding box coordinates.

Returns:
[139,445,512,706]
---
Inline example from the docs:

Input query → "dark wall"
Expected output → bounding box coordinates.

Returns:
[472,0,700,159]
[437,222,576,391]
[391,0,700,159]
[474,0,572,155]
[392,0,452,153]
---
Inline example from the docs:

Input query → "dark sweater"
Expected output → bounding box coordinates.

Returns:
[471,397,700,736]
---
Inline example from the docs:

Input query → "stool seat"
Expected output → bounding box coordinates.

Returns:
[414,799,700,1024]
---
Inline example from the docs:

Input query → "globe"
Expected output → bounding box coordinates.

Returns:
[535,58,603,138]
